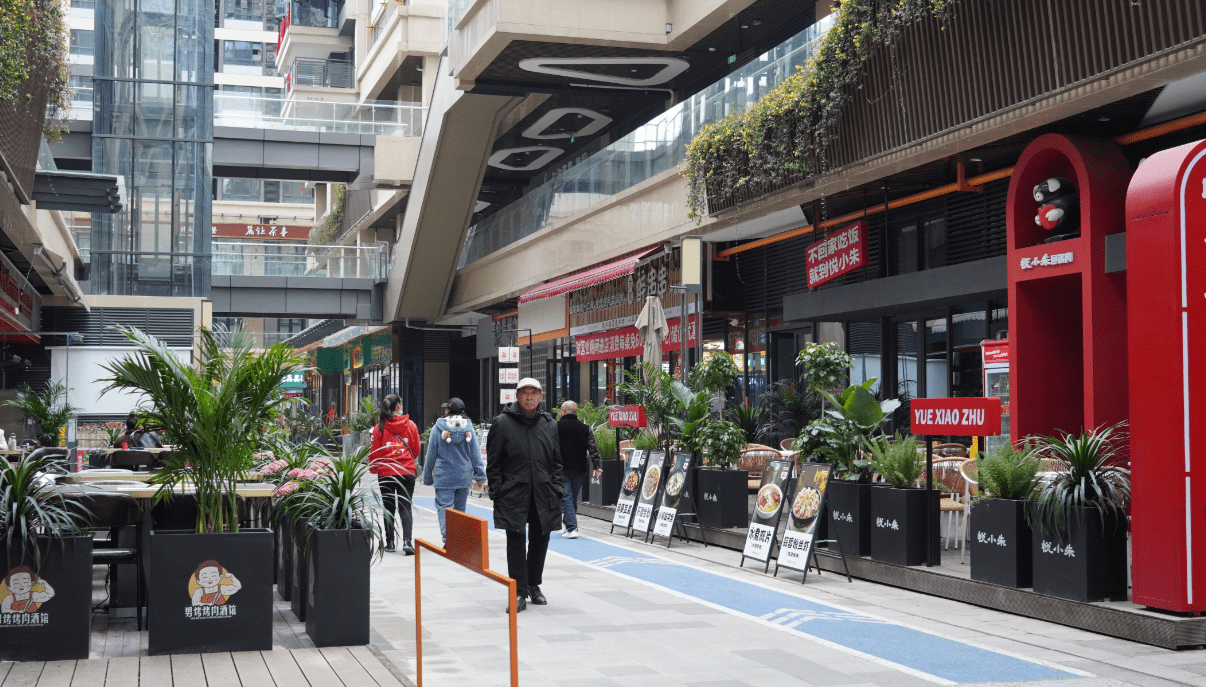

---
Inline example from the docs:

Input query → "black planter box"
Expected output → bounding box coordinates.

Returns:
[304,528,372,646]
[587,460,623,506]
[147,529,274,655]
[1030,507,1128,602]
[0,536,93,661]
[693,468,748,529]
[276,515,293,602]
[970,499,1032,587]
[291,519,313,621]
[827,480,873,556]
[869,486,941,566]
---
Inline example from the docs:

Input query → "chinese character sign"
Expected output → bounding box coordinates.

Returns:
[574,316,698,362]
[806,221,867,289]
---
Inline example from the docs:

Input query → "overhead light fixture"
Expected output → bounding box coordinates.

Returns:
[740,23,748,28]
[1098,116,1111,122]
[969,157,982,162]
[708,47,716,52]
[751,19,763,26]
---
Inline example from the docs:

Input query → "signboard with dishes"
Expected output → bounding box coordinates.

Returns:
[652,452,694,540]
[742,459,794,566]
[776,463,833,577]
[610,450,648,533]
[631,451,668,535]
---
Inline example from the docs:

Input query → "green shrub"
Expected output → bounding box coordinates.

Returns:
[698,420,747,469]
[978,441,1040,500]
[633,431,659,452]
[867,433,923,487]
[594,425,618,461]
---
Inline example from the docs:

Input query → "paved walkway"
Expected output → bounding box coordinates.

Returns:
[365,485,1206,687]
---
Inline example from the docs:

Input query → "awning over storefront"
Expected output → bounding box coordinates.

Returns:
[517,247,659,305]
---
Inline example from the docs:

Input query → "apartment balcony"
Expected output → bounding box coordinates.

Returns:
[357,0,442,101]
[276,0,352,77]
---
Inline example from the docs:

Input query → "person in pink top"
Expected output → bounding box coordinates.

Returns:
[368,394,421,554]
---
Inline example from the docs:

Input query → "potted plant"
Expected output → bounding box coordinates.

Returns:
[814,379,900,556]
[256,436,324,601]
[970,441,1041,587]
[588,424,622,506]
[0,454,92,661]
[4,380,77,447]
[101,325,300,655]
[268,453,332,621]
[866,433,938,566]
[1028,423,1130,602]
[694,419,749,528]
[753,380,820,449]
[279,452,386,647]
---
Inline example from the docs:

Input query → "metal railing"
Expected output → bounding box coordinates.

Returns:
[213,93,426,136]
[290,57,354,89]
[212,241,387,279]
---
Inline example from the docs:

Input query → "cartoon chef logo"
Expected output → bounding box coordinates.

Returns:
[188,560,242,607]
[1,566,54,616]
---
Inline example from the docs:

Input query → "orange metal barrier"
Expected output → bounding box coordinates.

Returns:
[414,509,518,687]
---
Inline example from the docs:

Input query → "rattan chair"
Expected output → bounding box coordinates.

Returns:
[934,443,970,458]
[932,458,972,559]
[740,448,780,490]
[779,438,798,452]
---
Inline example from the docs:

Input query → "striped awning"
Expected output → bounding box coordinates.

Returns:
[518,247,661,305]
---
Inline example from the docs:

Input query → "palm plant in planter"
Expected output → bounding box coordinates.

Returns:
[866,433,937,566]
[1028,423,1131,602]
[278,452,386,646]
[101,325,300,655]
[971,441,1041,587]
[0,454,92,660]
[4,380,77,447]
[813,379,899,556]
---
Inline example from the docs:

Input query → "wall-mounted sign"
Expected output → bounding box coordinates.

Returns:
[981,339,1010,365]
[498,367,519,385]
[498,346,520,363]
[777,463,832,575]
[500,389,517,404]
[631,248,678,304]
[1019,251,1073,270]
[806,221,867,289]
[363,331,392,367]
[574,316,697,362]
[910,397,1002,436]
[742,459,794,563]
[607,405,646,428]
[211,223,309,241]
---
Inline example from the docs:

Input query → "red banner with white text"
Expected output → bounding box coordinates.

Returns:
[575,316,697,362]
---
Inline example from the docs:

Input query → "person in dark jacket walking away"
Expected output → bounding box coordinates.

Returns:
[556,401,602,539]
[423,397,486,542]
[487,378,564,613]
[368,394,421,554]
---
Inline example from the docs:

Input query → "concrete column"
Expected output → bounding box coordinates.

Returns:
[421,55,439,105]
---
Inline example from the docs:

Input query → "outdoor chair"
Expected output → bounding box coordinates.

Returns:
[65,492,146,630]
[745,443,778,452]
[932,459,972,561]
[740,448,779,490]
[109,450,159,472]
[779,438,797,452]
[619,439,635,462]
[958,458,979,563]
[934,443,969,458]
[27,447,70,474]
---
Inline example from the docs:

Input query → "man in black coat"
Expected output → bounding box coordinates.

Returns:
[557,401,602,539]
[487,378,565,612]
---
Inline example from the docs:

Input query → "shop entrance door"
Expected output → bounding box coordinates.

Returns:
[883,311,946,434]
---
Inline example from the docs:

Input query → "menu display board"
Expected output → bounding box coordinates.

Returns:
[610,450,648,531]
[498,347,520,363]
[652,453,694,539]
[742,459,794,563]
[498,367,520,384]
[631,451,668,534]
[776,463,833,574]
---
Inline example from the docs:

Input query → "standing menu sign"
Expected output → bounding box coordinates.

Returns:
[631,451,668,535]
[776,463,832,578]
[742,459,794,569]
[610,450,647,533]
[652,452,693,539]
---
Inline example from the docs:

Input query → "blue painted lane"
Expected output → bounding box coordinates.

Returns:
[414,497,1081,684]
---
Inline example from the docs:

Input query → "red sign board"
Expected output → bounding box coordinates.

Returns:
[575,316,697,362]
[211,223,309,241]
[806,221,867,288]
[910,398,1002,436]
[981,339,1009,365]
[608,405,647,428]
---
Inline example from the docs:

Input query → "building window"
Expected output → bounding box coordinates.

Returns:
[922,217,947,270]
[70,29,95,56]
[220,178,262,202]
[891,223,918,275]
[281,181,313,204]
[222,40,263,69]
[224,0,262,24]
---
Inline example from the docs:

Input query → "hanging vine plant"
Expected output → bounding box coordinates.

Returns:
[308,184,346,245]
[0,0,71,139]
[681,0,956,222]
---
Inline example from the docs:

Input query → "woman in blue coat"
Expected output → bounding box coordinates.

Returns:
[423,398,487,541]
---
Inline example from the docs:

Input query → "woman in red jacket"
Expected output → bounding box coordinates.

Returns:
[369,394,421,554]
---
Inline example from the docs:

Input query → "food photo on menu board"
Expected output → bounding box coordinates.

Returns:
[610,450,648,530]
[653,452,694,538]
[631,451,668,534]
[742,459,794,564]
[777,463,833,574]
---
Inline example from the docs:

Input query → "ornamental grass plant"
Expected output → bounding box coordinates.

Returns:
[1028,423,1130,537]
[276,449,389,562]
[0,454,87,567]
[978,440,1041,500]
[866,432,923,487]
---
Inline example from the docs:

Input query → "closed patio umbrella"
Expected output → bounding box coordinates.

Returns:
[635,295,669,369]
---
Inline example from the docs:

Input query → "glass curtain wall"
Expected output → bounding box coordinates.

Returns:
[92,0,214,296]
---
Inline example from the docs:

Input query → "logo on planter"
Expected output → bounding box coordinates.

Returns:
[977,531,1007,547]
[1040,540,1076,557]
[185,560,243,619]
[832,510,853,523]
[875,517,900,531]
[0,566,53,626]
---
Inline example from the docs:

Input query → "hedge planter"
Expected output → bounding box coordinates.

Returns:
[970,499,1032,587]
[147,529,274,655]
[870,486,941,566]
[693,468,748,528]
[304,528,371,646]
[291,518,313,621]
[1030,507,1128,602]
[587,460,623,506]
[0,536,93,661]
[276,515,293,602]
[827,481,873,556]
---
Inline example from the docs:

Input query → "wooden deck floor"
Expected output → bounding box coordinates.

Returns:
[0,646,406,686]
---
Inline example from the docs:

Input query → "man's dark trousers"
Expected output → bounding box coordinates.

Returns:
[505,490,550,598]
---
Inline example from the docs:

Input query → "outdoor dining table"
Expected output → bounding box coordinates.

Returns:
[98,447,174,454]
[67,470,264,483]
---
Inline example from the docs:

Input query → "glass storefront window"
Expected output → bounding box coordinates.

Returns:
[221,177,261,202]
[923,218,947,269]
[925,318,949,398]
[847,320,880,396]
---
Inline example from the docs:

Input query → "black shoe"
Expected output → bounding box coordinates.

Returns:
[507,596,527,613]
[403,541,414,556]
[385,543,396,553]
[528,586,547,605]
